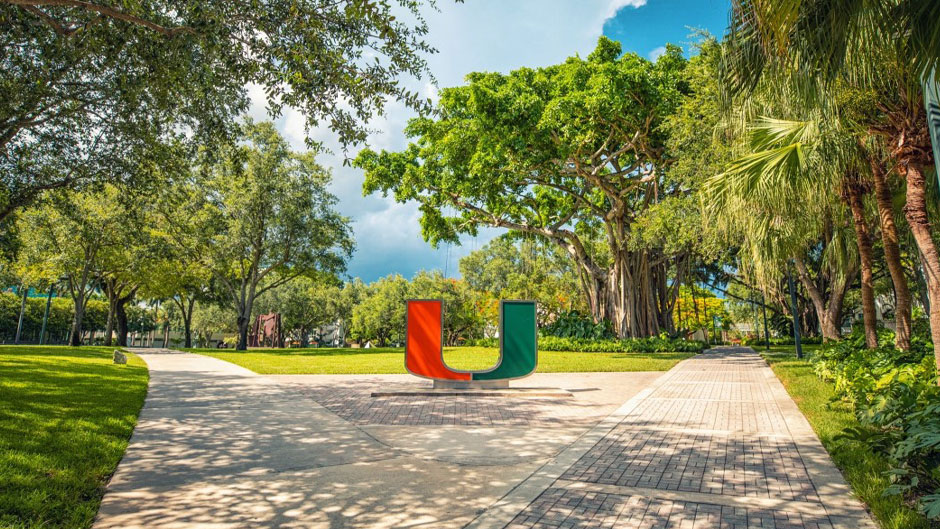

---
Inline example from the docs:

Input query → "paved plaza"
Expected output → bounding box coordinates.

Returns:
[94,348,876,529]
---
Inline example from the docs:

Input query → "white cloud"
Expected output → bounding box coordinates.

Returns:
[605,0,648,19]
[648,45,667,61]
[245,0,645,281]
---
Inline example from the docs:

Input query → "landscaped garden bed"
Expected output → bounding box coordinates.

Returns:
[764,325,937,529]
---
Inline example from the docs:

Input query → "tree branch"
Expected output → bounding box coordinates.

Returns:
[6,0,196,36]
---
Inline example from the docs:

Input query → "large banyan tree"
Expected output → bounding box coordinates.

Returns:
[356,38,698,338]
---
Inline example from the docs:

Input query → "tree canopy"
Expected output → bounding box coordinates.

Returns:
[356,37,702,338]
[1,0,440,220]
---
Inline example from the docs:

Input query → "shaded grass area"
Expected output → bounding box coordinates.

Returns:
[189,346,693,374]
[762,345,929,529]
[0,346,149,529]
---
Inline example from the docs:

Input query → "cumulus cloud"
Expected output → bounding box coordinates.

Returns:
[605,0,648,19]
[648,45,667,61]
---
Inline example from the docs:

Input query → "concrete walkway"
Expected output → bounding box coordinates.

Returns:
[464,347,876,529]
[93,349,660,529]
[95,347,876,529]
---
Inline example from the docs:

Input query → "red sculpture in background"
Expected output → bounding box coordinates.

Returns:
[248,313,284,348]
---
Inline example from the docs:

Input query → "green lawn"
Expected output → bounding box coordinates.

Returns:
[0,346,149,529]
[762,345,929,529]
[190,346,694,374]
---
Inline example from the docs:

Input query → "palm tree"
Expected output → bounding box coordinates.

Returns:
[706,114,864,343]
[724,0,939,366]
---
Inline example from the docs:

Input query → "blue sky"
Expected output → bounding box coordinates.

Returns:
[251,0,731,283]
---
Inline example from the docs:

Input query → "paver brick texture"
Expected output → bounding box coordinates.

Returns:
[560,428,818,502]
[495,348,866,529]
[295,385,599,426]
[505,487,834,529]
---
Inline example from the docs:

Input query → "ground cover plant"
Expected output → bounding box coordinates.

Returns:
[191,346,694,375]
[0,346,148,529]
[763,333,934,529]
[810,325,940,521]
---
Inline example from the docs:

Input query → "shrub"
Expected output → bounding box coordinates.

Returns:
[812,323,940,520]
[742,335,823,346]
[465,335,707,353]
[0,291,108,343]
[542,311,615,339]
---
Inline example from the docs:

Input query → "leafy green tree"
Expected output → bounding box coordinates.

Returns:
[350,274,409,347]
[190,302,236,348]
[15,185,129,345]
[192,121,353,350]
[674,285,730,341]
[724,0,940,369]
[0,0,440,220]
[253,274,342,347]
[458,235,585,327]
[410,271,482,345]
[357,37,697,338]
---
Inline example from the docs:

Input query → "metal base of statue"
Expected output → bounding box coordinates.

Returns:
[370,382,572,398]
[432,379,509,389]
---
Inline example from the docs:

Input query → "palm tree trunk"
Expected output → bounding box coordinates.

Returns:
[899,161,940,379]
[869,154,912,350]
[843,176,878,348]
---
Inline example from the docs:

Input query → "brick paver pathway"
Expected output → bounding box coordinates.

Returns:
[468,347,876,529]
[294,384,598,426]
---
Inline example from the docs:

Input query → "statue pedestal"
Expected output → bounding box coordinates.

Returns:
[432,379,509,390]
[370,383,572,398]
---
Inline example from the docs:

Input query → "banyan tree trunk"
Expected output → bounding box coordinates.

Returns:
[583,249,676,338]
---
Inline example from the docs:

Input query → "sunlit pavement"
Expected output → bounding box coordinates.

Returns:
[93,351,660,528]
[94,348,876,529]
[467,347,877,529]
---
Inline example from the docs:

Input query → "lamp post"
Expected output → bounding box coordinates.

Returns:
[786,263,804,359]
[761,292,770,350]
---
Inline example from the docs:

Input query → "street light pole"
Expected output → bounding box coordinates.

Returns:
[761,292,770,350]
[39,283,55,345]
[787,264,804,359]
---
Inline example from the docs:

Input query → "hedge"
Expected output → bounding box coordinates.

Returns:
[465,335,707,353]
[742,336,823,346]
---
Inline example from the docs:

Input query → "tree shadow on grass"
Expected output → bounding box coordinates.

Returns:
[0,346,148,528]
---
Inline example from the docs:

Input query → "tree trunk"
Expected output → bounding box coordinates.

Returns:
[235,304,250,351]
[104,297,116,346]
[843,177,878,348]
[869,154,912,350]
[899,161,940,379]
[579,248,675,338]
[793,257,853,342]
[174,296,196,348]
[69,296,85,347]
[116,302,129,346]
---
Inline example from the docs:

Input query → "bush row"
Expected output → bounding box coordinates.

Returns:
[811,323,940,520]
[742,335,823,346]
[0,292,106,343]
[465,335,708,353]
[0,291,160,343]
